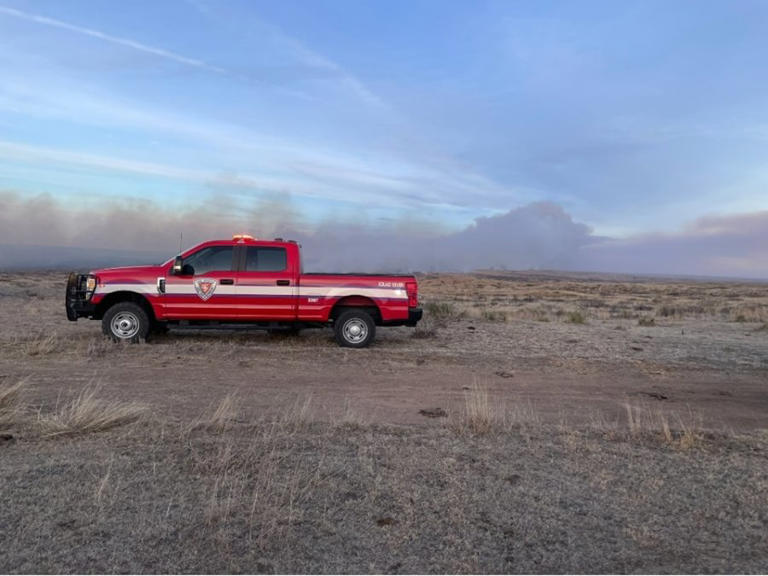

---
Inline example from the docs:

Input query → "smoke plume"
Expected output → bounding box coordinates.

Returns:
[1,191,766,279]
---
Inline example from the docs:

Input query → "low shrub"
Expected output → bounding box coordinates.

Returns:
[565,311,586,324]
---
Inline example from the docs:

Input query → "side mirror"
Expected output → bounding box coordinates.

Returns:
[172,256,183,275]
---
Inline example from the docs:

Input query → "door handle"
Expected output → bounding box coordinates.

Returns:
[220,278,235,285]
[276,280,290,286]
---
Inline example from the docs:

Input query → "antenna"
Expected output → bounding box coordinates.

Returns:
[179,232,183,255]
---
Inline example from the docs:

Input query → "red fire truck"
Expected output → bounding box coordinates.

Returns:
[66,235,421,347]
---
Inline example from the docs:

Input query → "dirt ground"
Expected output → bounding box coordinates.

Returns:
[0,270,766,431]
[1,270,767,573]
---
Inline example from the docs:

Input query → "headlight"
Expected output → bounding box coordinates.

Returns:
[86,275,97,293]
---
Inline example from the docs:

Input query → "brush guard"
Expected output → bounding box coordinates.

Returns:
[65,272,96,321]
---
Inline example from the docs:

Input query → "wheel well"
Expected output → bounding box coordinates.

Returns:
[331,296,381,324]
[95,292,156,322]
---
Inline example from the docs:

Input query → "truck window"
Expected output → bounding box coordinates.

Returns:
[244,247,287,272]
[183,246,234,275]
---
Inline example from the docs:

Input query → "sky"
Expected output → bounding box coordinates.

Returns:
[0,0,766,276]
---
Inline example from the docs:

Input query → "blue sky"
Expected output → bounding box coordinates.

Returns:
[1,0,767,240]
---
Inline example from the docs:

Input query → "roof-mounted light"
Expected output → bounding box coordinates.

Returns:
[232,234,256,243]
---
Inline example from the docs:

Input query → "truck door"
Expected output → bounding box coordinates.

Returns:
[236,245,297,320]
[163,244,240,320]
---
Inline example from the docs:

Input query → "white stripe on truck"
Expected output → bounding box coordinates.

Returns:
[96,283,407,299]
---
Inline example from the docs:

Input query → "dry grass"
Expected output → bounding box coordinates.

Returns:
[565,310,587,324]
[208,393,240,432]
[452,381,500,435]
[275,395,314,433]
[0,379,26,429]
[623,402,703,449]
[21,333,59,356]
[2,386,767,573]
[423,300,463,323]
[37,386,147,437]
[449,385,706,448]
[183,392,243,439]
[410,320,438,339]
[86,337,113,358]
[412,300,464,338]
[417,272,768,325]
[193,400,325,549]
[330,397,367,428]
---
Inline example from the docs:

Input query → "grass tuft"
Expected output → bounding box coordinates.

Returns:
[481,308,506,322]
[637,317,656,327]
[623,402,703,449]
[565,310,587,324]
[21,334,59,356]
[0,380,26,429]
[411,317,438,339]
[184,392,243,438]
[424,301,463,323]
[453,381,500,435]
[209,393,240,433]
[37,386,146,437]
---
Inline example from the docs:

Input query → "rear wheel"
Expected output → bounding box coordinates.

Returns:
[334,308,375,348]
[102,302,150,343]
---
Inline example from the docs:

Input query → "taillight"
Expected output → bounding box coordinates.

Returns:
[406,281,418,308]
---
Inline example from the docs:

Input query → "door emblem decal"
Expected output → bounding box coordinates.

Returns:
[194,278,218,301]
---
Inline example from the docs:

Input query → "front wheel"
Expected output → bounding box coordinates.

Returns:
[102,302,150,343]
[334,309,376,348]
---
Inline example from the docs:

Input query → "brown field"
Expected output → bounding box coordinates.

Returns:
[1,270,767,573]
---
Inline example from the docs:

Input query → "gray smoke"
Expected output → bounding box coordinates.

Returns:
[576,211,768,279]
[0,191,591,272]
[1,190,766,279]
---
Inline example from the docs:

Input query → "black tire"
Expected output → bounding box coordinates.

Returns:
[334,308,376,348]
[102,302,150,343]
[65,272,78,321]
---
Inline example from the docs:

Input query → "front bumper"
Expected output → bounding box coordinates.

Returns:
[65,272,97,321]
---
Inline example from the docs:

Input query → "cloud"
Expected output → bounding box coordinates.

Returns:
[0,135,518,215]
[0,5,227,74]
[0,4,384,108]
[269,28,386,108]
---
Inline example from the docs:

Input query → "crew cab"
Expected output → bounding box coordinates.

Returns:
[65,235,422,347]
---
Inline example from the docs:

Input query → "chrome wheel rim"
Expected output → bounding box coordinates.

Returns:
[111,312,140,339]
[342,318,368,344]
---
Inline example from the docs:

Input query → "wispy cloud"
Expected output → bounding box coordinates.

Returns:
[0,73,520,212]
[0,3,386,108]
[0,139,429,210]
[0,134,517,217]
[273,31,386,108]
[0,4,227,74]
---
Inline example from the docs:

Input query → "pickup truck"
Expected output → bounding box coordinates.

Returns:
[65,235,422,347]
